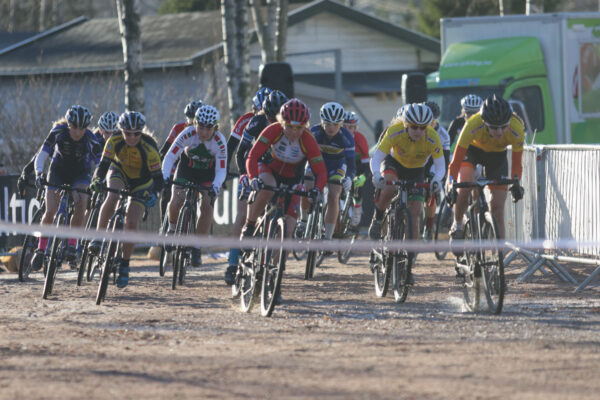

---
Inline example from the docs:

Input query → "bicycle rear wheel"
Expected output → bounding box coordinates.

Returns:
[240,249,261,312]
[373,210,393,298]
[260,218,285,317]
[42,214,66,299]
[481,213,505,314]
[292,219,307,261]
[461,218,481,311]
[18,206,44,282]
[433,200,452,260]
[304,204,320,280]
[392,208,413,303]
[159,214,169,277]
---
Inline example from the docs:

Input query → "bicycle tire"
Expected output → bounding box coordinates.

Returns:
[292,218,307,261]
[304,203,321,280]
[461,217,481,312]
[392,208,413,303]
[159,214,169,277]
[433,200,451,260]
[231,262,242,298]
[373,210,393,298]
[77,205,99,286]
[95,217,123,305]
[260,217,286,317]
[179,208,196,286]
[481,213,505,314]
[42,214,66,299]
[172,206,194,290]
[18,207,44,282]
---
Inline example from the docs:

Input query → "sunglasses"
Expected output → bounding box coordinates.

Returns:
[408,124,427,131]
[195,122,214,129]
[485,123,510,131]
[323,121,342,127]
[123,130,142,137]
[284,123,303,131]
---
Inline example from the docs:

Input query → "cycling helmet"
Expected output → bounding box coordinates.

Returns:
[404,103,433,126]
[460,94,483,112]
[184,100,203,119]
[424,101,441,120]
[395,104,409,121]
[65,105,92,129]
[320,102,345,123]
[344,111,360,125]
[252,87,272,111]
[280,98,310,125]
[195,104,220,126]
[262,90,289,120]
[118,111,146,131]
[98,111,119,133]
[480,94,512,126]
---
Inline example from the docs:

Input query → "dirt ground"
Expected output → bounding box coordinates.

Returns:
[1,248,600,399]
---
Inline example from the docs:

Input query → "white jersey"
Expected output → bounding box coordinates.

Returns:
[436,124,450,150]
[162,126,228,189]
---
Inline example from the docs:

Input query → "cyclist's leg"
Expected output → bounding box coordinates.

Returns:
[483,150,509,239]
[453,163,475,227]
[244,168,276,235]
[70,177,91,227]
[196,192,214,235]
[300,168,314,224]
[324,169,343,240]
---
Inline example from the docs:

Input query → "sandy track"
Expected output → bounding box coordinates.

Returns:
[1,251,599,399]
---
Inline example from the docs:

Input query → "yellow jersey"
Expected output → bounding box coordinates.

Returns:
[376,122,443,169]
[456,113,525,153]
[102,134,161,180]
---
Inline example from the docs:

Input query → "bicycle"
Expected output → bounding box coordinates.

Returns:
[335,175,365,264]
[449,176,518,314]
[303,192,325,280]
[169,181,215,290]
[239,183,312,317]
[370,180,428,303]
[18,185,46,282]
[95,187,145,305]
[77,191,104,286]
[42,183,89,299]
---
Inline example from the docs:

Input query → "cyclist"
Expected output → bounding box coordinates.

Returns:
[447,94,525,245]
[342,110,370,228]
[447,94,483,147]
[243,98,327,240]
[95,111,119,146]
[298,102,355,245]
[224,90,288,285]
[368,103,445,281]
[27,105,99,271]
[88,111,163,288]
[422,100,450,241]
[226,87,271,166]
[161,105,227,266]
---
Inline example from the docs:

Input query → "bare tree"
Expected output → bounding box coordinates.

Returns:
[9,0,17,32]
[40,0,47,31]
[275,0,288,61]
[116,0,145,113]
[251,0,288,64]
[221,0,250,127]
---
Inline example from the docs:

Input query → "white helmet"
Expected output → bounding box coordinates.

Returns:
[460,94,483,112]
[98,111,119,133]
[404,103,433,126]
[320,102,345,123]
[195,105,220,126]
[395,104,410,121]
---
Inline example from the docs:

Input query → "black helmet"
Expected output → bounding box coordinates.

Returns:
[118,111,146,131]
[424,101,440,120]
[65,105,92,129]
[262,90,289,120]
[481,94,512,126]
[184,100,203,119]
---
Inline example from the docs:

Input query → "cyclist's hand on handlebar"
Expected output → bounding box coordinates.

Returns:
[309,187,322,204]
[89,177,104,193]
[510,183,524,203]
[372,173,385,190]
[250,177,263,192]
[210,184,220,198]
[17,174,27,197]
[342,176,352,193]
[35,173,45,189]
[144,191,158,208]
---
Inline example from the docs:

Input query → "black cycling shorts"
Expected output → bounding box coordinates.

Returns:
[381,155,425,199]
[464,146,508,179]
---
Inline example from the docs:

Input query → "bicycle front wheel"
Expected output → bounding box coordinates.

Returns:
[159,213,169,277]
[261,217,285,317]
[18,206,44,282]
[433,200,452,260]
[172,207,194,290]
[292,218,307,261]
[481,213,505,314]
[304,206,320,280]
[373,211,393,298]
[462,218,481,312]
[42,214,66,299]
[392,208,413,303]
[95,217,123,305]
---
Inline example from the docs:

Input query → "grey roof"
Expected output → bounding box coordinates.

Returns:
[0,0,440,76]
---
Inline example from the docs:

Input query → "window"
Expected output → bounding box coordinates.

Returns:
[510,86,545,132]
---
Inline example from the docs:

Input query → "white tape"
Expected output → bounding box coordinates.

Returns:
[0,220,597,254]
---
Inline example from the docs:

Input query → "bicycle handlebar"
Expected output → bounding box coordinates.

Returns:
[260,184,313,198]
[42,181,90,194]
[452,177,519,189]
[386,180,429,189]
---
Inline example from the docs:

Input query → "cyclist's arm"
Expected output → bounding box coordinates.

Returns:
[227,112,253,166]
[431,154,445,183]
[21,153,37,177]
[246,126,276,179]
[213,132,228,190]
[370,149,386,178]
[343,132,356,180]
[235,117,264,173]
[161,136,186,182]
[34,129,58,174]
[302,130,327,191]
[159,124,180,159]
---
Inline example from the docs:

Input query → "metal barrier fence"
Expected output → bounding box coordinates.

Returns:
[505,145,600,291]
